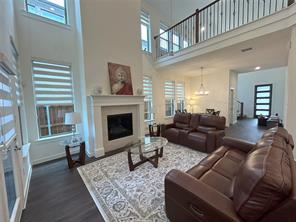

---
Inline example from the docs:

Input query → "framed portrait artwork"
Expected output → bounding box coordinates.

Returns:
[108,62,133,95]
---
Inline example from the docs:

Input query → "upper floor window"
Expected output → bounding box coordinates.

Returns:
[143,75,153,121]
[25,0,68,24]
[160,23,169,52]
[141,10,151,52]
[173,33,180,52]
[32,60,74,138]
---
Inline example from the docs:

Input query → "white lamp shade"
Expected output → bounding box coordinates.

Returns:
[64,112,81,125]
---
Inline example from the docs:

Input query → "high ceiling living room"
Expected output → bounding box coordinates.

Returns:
[0,0,296,222]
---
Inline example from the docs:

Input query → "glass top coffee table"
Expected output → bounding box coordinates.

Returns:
[126,137,168,171]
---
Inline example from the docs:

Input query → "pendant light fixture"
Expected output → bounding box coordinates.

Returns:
[195,67,209,96]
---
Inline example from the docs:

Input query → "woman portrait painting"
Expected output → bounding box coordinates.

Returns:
[108,62,133,95]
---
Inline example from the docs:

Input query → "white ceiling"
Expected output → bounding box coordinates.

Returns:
[158,28,291,77]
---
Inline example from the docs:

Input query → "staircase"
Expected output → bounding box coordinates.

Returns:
[154,0,295,58]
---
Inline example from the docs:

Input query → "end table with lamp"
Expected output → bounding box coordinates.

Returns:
[64,112,85,169]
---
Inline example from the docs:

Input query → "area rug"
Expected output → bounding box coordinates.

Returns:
[78,143,207,222]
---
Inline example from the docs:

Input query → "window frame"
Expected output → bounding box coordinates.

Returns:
[254,84,273,118]
[143,75,153,122]
[141,10,151,53]
[31,59,75,139]
[25,0,68,25]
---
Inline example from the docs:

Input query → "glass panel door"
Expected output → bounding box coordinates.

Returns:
[3,149,17,217]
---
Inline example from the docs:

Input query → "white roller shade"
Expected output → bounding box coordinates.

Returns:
[32,60,73,106]
[143,75,152,100]
[164,80,175,99]
[176,82,185,101]
[0,67,16,145]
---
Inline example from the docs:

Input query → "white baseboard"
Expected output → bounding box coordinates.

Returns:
[32,147,80,165]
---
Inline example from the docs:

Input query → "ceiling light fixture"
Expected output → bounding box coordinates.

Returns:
[255,66,261,70]
[194,67,209,96]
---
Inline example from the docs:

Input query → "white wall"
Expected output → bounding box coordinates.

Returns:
[286,25,296,156]
[14,0,84,164]
[188,70,231,125]
[237,67,287,119]
[0,0,17,62]
[80,0,143,155]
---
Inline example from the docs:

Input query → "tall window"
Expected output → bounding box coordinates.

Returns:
[254,84,272,117]
[173,33,180,52]
[143,75,153,121]
[25,0,67,24]
[164,80,175,117]
[160,23,169,52]
[141,10,151,52]
[0,67,16,144]
[32,60,74,138]
[176,82,185,111]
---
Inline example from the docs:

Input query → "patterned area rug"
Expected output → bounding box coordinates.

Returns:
[78,143,207,222]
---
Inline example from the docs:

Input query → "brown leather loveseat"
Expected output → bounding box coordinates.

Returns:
[161,113,226,153]
[165,127,296,222]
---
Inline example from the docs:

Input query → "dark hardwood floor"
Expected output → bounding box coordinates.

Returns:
[21,118,265,222]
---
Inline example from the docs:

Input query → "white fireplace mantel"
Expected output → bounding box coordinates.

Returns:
[87,95,145,157]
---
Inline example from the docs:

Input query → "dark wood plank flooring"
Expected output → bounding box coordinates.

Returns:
[21,118,265,222]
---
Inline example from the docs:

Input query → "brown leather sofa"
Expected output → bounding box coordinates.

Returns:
[165,127,296,222]
[161,113,226,153]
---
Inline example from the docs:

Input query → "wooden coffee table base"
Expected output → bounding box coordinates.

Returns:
[128,147,163,171]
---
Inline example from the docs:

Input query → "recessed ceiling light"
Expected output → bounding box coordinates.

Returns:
[255,66,261,70]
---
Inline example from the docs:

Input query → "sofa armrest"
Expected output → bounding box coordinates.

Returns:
[206,130,225,153]
[222,137,255,153]
[165,169,242,222]
[160,123,175,136]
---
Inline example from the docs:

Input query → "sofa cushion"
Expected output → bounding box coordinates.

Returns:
[173,113,191,124]
[165,128,180,144]
[262,127,291,145]
[189,114,200,129]
[187,146,246,198]
[187,132,207,150]
[197,126,216,133]
[175,122,189,129]
[200,115,226,130]
[233,137,292,222]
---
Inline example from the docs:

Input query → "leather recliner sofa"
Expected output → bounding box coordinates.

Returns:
[165,127,296,222]
[161,113,226,153]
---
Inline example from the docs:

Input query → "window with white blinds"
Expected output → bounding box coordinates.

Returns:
[164,80,175,117]
[176,82,185,111]
[143,75,153,121]
[0,67,16,145]
[32,60,74,138]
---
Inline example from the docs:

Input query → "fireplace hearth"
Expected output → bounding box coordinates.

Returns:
[107,113,133,141]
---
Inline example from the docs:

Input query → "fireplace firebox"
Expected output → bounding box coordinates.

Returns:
[107,113,133,141]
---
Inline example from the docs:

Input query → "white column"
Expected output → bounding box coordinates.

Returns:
[286,25,296,156]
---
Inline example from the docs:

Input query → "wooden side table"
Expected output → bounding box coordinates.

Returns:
[65,142,85,169]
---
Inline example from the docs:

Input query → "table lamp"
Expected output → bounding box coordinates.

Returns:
[64,112,81,144]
